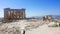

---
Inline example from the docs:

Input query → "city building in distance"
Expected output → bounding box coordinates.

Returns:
[4,8,26,20]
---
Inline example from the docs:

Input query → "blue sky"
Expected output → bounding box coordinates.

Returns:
[0,0,60,18]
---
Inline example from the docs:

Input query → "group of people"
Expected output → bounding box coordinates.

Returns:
[42,15,53,22]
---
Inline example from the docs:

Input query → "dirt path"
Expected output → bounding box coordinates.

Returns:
[26,24,60,34]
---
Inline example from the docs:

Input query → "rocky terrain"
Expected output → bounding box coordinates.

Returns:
[0,19,60,34]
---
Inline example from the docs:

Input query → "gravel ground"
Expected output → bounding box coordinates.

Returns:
[0,20,60,34]
[26,23,60,34]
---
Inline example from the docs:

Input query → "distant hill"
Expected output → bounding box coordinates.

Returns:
[32,15,60,19]
[52,15,60,19]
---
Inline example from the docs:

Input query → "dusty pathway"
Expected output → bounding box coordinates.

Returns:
[0,20,60,34]
[26,24,60,34]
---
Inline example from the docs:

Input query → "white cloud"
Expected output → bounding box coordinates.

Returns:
[0,10,4,18]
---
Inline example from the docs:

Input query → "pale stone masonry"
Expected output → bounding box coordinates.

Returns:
[4,8,26,20]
